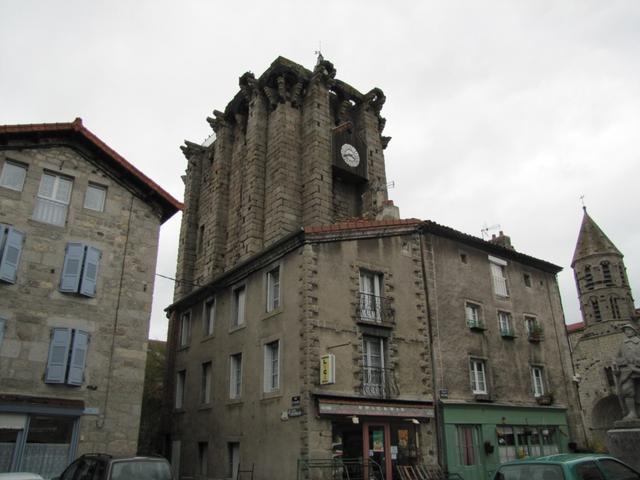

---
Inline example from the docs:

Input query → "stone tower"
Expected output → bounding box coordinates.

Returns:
[174,56,391,297]
[571,208,635,327]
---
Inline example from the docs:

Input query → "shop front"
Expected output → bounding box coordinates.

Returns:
[0,395,82,478]
[317,396,434,480]
[441,402,571,480]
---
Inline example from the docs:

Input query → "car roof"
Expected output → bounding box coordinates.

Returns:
[0,474,44,480]
[499,453,614,466]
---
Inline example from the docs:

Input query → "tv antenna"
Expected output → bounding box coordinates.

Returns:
[481,222,500,240]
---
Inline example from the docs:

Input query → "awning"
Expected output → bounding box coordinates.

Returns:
[317,397,434,418]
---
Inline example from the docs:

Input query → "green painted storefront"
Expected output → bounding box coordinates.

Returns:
[441,402,571,480]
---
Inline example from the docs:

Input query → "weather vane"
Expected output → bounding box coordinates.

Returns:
[580,194,586,211]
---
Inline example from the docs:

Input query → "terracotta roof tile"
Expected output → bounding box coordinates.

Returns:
[566,322,585,333]
[0,118,182,220]
[304,218,421,234]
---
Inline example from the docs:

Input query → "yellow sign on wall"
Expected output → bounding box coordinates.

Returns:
[320,354,335,385]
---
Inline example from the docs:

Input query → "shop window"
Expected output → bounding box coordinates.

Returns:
[33,172,73,226]
[45,328,89,386]
[20,415,76,479]
[489,256,509,297]
[0,160,27,191]
[0,224,25,284]
[456,425,479,466]
[266,266,280,312]
[59,243,102,297]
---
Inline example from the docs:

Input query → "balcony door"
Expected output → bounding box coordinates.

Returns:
[363,336,386,397]
[359,271,382,322]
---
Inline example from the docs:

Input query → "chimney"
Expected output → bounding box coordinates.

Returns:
[376,200,400,220]
[490,230,515,250]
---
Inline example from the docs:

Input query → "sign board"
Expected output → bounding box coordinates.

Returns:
[320,354,336,385]
[291,395,301,407]
[439,389,449,399]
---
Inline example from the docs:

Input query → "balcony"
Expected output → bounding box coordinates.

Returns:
[500,327,516,339]
[528,329,544,343]
[467,319,486,331]
[361,366,399,399]
[356,293,394,325]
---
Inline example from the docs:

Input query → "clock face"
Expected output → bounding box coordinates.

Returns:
[341,143,360,167]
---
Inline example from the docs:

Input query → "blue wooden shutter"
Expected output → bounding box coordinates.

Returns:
[0,227,25,284]
[60,243,85,292]
[67,330,89,386]
[0,224,7,253]
[79,246,101,297]
[0,316,6,349]
[45,328,72,383]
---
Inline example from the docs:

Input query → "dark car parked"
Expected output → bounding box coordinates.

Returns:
[53,453,173,480]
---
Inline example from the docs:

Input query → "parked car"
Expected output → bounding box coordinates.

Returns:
[52,453,173,480]
[493,453,640,480]
[0,474,44,480]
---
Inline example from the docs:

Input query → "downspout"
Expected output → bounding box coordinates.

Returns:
[98,193,135,430]
[418,228,445,468]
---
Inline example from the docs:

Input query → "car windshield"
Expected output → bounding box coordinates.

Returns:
[496,464,564,480]
[110,460,172,480]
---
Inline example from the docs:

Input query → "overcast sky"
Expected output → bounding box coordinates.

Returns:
[2,1,638,339]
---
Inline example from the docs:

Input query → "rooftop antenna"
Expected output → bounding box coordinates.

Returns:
[481,222,500,240]
[387,181,395,189]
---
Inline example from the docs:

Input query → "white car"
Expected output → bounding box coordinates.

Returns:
[0,474,44,480]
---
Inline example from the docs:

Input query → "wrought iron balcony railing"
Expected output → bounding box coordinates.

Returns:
[361,366,399,399]
[356,293,394,324]
[467,319,486,331]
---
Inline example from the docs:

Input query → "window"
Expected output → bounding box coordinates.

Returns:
[465,302,483,329]
[33,172,73,226]
[599,458,640,480]
[363,336,387,396]
[469,359,487,394]
[459,253,468,264]
[230,353,242,399]
[619,264,627,286]
[175,370,186,409]
[601,261,613,286]
[83,183,106,212]
[266,266,280,312]
[59,243,101,297]
[489,257,509,297]
[584,265,594,290]
[0,224,25,284]
[498,311,514,337]
[575,462,605,480]
[0,160,27,191]
[198,442,208,477]
[203,297,215,336]
[44,328,90,386]
[591,297,602,322]
[179,311,191,348]
[201,361,212,404]
[359,270,383,322]
[228,442,240,480]
[531,366,545,397]
[523,273,532,287]
[232,286,246,328]
[525,315,543,340]
[610,297,621,319]
[0,316,6,349]
[263,340,280,393]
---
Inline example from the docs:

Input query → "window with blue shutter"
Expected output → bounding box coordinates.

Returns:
[45,328,72,384]
[79,247,101,297]
[0,225,25,284]
[60,243,102,297]
[45,328,90,386]
[67,330,89,385]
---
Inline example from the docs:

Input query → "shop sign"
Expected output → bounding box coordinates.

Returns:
[288,407,303,417]
[318,400,434,418]
[320,354,335,384]
[291,395,300,407]
[439,389,448,399]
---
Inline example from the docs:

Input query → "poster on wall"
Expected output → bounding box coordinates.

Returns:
[398,429,409,448]
[372,429,384,452]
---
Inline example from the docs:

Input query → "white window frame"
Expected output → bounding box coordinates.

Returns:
[266,266,280,312]
[532,366,545,397]
[359,270,383,322]
[469,359,488,394]
[498,311,513,336]
[203,297,215,336]
[489,256,509,297]
[179,311,191,348]
[33,172,73,226]
[524,315,539,334]
[175,370,186,409]
[465,302,482,328]
[201,361,212,404]
[232,285,246,328]
[263,340,280,393]
[230,353,242,399]
[0,160,27,191]
[83,183,107,212]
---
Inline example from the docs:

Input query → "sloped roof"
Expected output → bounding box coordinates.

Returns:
[0,118,182,222]
[566,321,585,333]
[571,209,621,266]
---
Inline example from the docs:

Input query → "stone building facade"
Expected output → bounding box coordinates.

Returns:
[567,209,638,450]
[0,119,180,478]
[166,57,584,480]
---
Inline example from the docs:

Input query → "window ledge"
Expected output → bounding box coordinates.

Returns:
[229,324,246,334]
[28,217,67,230]
[0,186,22,198]
[201,334,215,343]
[262,309,283,321]
[473,393,493,402]
[226,399,243,406]
[261,391,282,401]
[198,404,213,411]
[173,408,186,414]
[177,345,190,352]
